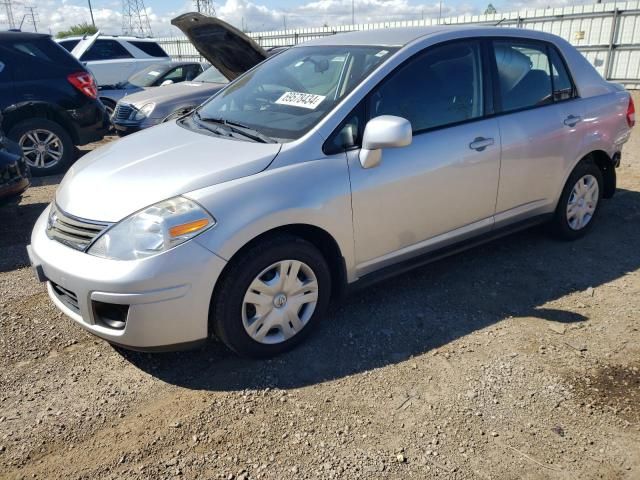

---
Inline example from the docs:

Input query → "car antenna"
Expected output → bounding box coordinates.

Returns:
[494,18,506,26]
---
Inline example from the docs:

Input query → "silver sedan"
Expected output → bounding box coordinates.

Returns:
[29,25,634,357]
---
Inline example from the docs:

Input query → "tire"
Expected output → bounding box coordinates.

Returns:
[550,156,603,240]
[7,118,74,176]
[210,234,331,358]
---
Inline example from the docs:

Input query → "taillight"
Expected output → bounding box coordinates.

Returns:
[627,96,635,128]
[67,71,98,99]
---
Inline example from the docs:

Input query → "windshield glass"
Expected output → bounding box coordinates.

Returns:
[126,64,171,87]
[195,45,398,141]
[194,65,229,84]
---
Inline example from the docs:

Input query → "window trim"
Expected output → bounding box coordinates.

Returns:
[80,39,134,62]
[546,43,578,103]
[366,38,490,138]
[488,37,579,117]
[322,36,580,155]
[323,38,493,154]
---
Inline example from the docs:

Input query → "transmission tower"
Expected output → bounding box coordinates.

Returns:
[194,0,216,16]
[122,0,153,36]
[0,0,16,29]
[21,5,38,32]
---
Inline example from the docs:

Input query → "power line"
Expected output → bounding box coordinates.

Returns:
[194,0,216,16]
[0,0,16,29]
[122,0,153,36]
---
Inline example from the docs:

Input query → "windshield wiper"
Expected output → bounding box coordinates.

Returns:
[196,115,276,143]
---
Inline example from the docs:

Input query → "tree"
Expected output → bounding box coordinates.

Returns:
[56,22,98,39]
[484,3,497,14]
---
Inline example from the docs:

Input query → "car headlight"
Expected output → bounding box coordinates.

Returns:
[88,196,215,260]
[132,102,155,120]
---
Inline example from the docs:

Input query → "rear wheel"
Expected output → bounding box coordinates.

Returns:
[8,118,74,176]
[210,234,331,358]
[550,157,603,240]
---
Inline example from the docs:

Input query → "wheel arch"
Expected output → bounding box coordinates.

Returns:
[212,223,348,304]
[589,149,617,199]
[2,102,78,144]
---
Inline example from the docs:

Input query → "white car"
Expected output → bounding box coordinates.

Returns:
[57,33,171,87]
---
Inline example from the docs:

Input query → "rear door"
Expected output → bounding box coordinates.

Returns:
[491,38,583,225]
[80,39,136,86]
[346,40,501,273]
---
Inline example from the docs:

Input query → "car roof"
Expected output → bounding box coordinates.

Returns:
[299,26,558,47]
[0,31,51,41]
[58,35,157,42]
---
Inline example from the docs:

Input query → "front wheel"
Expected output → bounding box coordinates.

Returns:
[210,234,331,358]
[550,157,603,240]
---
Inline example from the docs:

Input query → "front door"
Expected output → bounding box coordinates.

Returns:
[347,40,501,275]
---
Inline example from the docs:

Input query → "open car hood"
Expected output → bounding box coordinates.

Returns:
[70,31,100,60]
[171,12,267,81]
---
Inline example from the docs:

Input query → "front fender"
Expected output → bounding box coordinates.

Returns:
[186,155,357,281]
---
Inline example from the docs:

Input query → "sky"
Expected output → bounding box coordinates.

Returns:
[3,0,596,37]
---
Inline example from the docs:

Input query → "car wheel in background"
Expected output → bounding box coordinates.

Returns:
[551,156,604,240]
[8,118,74,176]
[210,234,331,358]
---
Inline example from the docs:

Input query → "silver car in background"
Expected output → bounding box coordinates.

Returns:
[28,26,634,357]
[111,13,285,136]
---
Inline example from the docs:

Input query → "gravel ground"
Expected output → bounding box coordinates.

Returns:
[1,93,640,480]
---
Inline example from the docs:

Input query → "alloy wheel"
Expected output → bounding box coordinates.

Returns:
[242,260,319,345]
[566,174,599,230]
[19,129,64,169]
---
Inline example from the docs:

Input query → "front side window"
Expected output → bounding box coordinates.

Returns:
[493,40,553,112]
[81,40,133,61]
[368,41,484,133]
[194,45,398,141]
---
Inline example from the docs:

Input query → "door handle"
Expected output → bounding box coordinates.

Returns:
[564,115,582,127]
[469,137,494,152]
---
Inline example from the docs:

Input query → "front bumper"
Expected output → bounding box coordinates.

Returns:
[27,205,227,350]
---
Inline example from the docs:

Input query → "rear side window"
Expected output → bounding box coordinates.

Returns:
[548,47,575,101]
[493,40,553,112]
[81,40,133,61]
[128,41,168,58]
[5,38,79,68]
[58,39,80,52]
[369,40,484,133]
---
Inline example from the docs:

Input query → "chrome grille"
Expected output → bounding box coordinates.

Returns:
[113,103,134,121]
[50,282,80,313]
[46,204,111,251]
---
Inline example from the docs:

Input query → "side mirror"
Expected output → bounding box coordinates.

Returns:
[359,115,412,169]
[160,79,174,86]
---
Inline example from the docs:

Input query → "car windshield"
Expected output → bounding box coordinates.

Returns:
[125,64,172,87]
[193,65,229,84]
[194,45,398,141]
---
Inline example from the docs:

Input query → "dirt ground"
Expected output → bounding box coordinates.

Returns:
[1,93,639,480]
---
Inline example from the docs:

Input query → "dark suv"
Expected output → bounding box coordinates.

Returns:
[0,32,109,176]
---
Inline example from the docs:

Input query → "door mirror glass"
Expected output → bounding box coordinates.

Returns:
[359,115,412,168]
[160,79,174,86]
